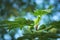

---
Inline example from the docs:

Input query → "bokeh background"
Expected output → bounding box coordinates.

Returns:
[0,0,60,40]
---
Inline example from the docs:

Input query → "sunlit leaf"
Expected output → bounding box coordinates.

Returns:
[33,9,52,16]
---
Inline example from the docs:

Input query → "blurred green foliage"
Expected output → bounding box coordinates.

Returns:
[0,0,60,40]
